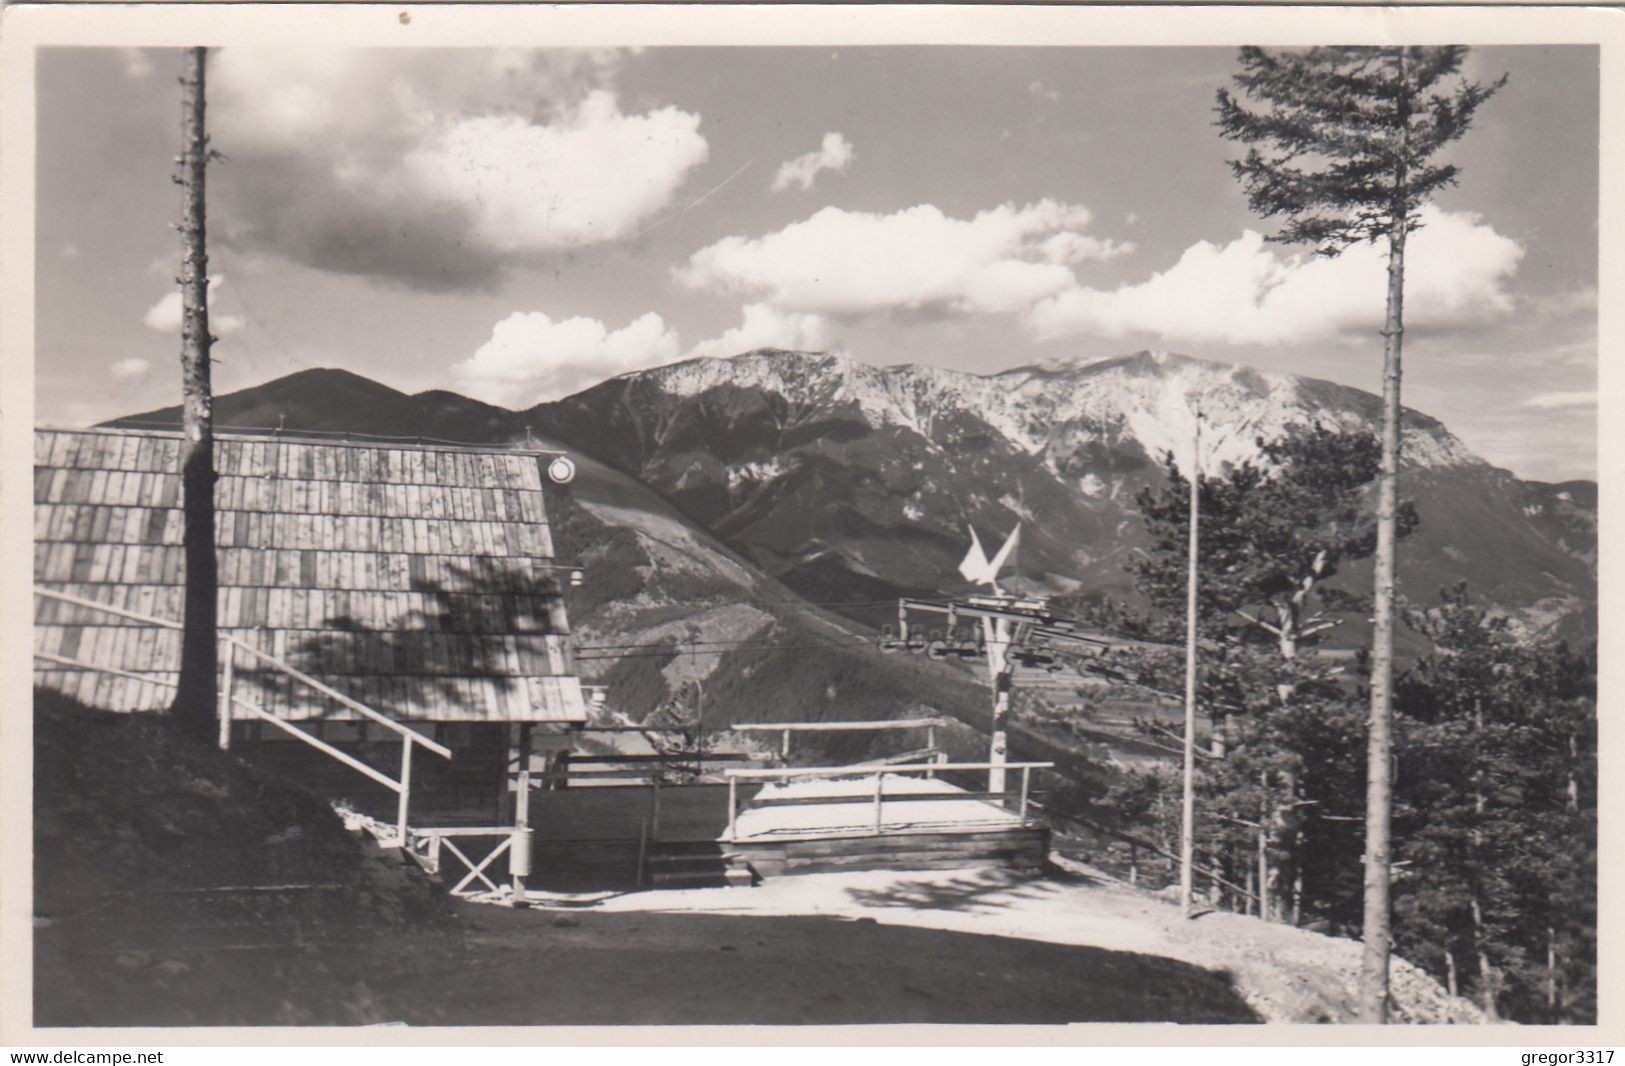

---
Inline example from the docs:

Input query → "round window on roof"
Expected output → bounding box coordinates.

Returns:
[546,456,576,484]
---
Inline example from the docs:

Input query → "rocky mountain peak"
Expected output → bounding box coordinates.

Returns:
[623,346,1481,478]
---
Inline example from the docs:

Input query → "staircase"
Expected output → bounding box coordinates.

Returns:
[645,841,754,888]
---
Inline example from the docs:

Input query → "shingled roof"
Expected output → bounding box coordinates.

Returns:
[32,427,586,724]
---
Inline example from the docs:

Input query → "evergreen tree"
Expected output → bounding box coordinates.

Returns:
[1394,587,1596,1022]
[1217,46,1504,1022]
[1113,426,1402,919]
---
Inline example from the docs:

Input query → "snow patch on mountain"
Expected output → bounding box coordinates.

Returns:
[999,494,1036,521]
[644,348,1481,478]
[728,457,789,491]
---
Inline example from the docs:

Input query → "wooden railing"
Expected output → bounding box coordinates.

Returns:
[720,760,1053,842]
[731,717,953,764]
[33,586,451,847]
[410,826,529,897]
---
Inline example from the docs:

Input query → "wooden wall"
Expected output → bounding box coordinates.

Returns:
[725,827,1050,879]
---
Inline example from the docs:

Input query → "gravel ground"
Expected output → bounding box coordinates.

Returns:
[549,861,1486,1025]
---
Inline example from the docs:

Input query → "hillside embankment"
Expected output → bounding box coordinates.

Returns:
[32,691,457,1026]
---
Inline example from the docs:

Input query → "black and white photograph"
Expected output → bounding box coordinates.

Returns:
[1,3,1613,1044]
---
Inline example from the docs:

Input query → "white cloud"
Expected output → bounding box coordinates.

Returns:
[1527,286,1598,319]
[1522,390,1597,409]
[119,48,154,79]
[690,304,835,359]
[404,91,709,253]
[141,276,244,336]
[1027,80,1061,103]
[60,243,80,260]
[210,50,708,291]
[1028,207,1524,346]
[678,200,1129,320]
[110,357,151,380]
[451,310,681,407]
[771,132,855,193]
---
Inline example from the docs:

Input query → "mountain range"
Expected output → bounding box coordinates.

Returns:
[529,349,1595,638]
[109,348,1597,743]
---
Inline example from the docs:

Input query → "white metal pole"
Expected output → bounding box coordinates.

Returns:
[216,635,234,751]
[987,616,1010,794]
[872,770,885,834]
[397,734,413,849]
[1181,412,1201,917]
[513,724,531,906]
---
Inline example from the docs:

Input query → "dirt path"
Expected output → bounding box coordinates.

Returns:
[381,901,1258,1026]
[393,864,1482,1027]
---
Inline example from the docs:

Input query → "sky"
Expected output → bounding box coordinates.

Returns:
[33,44,1599,481]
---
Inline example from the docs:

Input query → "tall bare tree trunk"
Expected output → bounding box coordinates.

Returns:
[1547,927,1559,1014]
[171,46,218,743]
[1470,891,1499,1020]
[1567,732,1580,811]
[1467,699,1499,1022]
[1359,202,1407,1025]
[1291,831,1304,927]
[1180,417,1200,917]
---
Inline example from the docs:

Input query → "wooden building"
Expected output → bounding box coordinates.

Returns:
[32,427,587,825]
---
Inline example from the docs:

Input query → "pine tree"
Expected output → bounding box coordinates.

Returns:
[1115,426,1404,920]
[171,46,220,742]
[1217,46,1504,1022]
[1394,587,1597,1022]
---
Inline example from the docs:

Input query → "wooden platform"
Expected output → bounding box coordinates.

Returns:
[515,773,1050,890]
[721,774,1048,881]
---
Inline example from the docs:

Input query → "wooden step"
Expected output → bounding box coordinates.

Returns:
[646,841,756,888]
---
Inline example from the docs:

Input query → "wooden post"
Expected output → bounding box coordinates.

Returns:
[396,734,413,848]
[216,635,234,751]
[512,724,531,906]
[871,770,884,834]
[986,616,1013,794]
[637,817,649,887]
[651,772,662,840]
[1019,765,1032,821]
[781,729,792,763]
[726,776,738,840]
[926,725,936,779]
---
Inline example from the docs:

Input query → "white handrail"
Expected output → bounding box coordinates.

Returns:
[722,760,1052,842]
[220,637,451,759]
[34,649,404,794]
[37,583,454,850]
[723,760,1052,780]
[34,651,176,688]
[731,718,952,733]
[731,718,953,763]
[34,586,449,760]
[35,587,184,630]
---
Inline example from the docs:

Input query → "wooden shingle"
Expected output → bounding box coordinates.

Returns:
[33,428,585,723]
